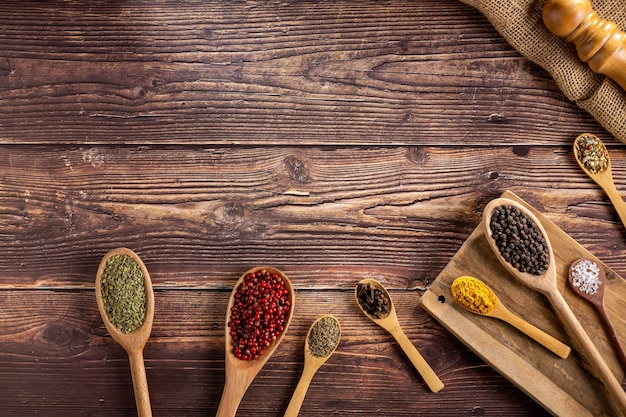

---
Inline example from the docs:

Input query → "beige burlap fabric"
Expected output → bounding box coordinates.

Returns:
[459,0,626,143]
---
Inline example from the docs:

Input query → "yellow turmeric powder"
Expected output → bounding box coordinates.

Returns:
[451,276,498,315]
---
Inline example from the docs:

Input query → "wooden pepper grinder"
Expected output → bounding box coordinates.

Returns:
[542,0,626,91]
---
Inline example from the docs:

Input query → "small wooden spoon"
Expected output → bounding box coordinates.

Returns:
[569,258,626,371]
[95,247,155,417]
[451,276,571,358]
[483,198,626,416]
[573,133,626,229]
[355,278,444,393]
[216,266,295,417]
[284,315,341,417]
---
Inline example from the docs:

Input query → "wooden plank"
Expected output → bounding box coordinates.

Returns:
[1,145,626,288]
[421,190,626,416]
[0,288,549,416]
[1,0,625,415]
[0,1,603,145]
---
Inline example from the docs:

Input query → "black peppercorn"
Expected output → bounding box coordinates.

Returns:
[489,205,549,275]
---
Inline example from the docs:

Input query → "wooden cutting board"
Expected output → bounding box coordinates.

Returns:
[420,190,626,417]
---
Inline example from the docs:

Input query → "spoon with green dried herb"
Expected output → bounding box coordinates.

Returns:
[574,133,626,229]
[95,247,154,417]
[355,279,444,393]
[284,315,341,417]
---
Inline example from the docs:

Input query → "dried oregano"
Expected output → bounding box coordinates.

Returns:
[100,254,146,333]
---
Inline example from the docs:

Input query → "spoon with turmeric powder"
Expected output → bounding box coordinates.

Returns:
[451,276,570,359]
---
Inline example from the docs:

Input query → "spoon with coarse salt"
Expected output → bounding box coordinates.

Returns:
[574,133,626,230]
[483,197,626,416]
[569,258,626,372]
[95,247,155,417]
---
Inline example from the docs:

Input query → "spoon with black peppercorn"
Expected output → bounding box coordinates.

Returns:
[574,133,626,230]
[568,258,626,372]
[284,315,341,417]
[216,266,295,417]
[483,198,626,416]
[355,279,444,393]
[95,247,155,417]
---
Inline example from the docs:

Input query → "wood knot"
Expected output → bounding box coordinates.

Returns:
[406,147,430,165]
[283,156,310,183]
[41,322,74,347]
[214,202,244,224]
[512,145,531,157]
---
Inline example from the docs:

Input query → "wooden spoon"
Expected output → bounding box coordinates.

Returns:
[95,247,155,417]
[216,266,295,417]
[573,133,626,230]
[569,258,626,371]
[451,276,571,358]
[354,278,444,393]
[284,315,341,417]
[483,198,626,416]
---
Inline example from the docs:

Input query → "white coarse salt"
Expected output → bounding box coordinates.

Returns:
[571,259,602,295]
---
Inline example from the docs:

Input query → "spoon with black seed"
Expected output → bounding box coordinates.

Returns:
[355,278,444,393]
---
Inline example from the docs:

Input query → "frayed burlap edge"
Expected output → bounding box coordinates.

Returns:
[459,0,626,143]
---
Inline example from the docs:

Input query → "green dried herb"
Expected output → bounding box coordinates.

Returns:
[100,254,146,333]
[308,316,341,358]
[576,134,608,174]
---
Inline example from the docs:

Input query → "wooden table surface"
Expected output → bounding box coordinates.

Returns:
[2,1,626,416]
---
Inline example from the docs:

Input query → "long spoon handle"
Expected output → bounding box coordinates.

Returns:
[597,305,626,372]
[283,363,319,417]
[128,349,152,417]
[389,327,444,393]
[498,308,571,359]
[216,372,250,417]
[547,290,626,416]
[598,176,626,230]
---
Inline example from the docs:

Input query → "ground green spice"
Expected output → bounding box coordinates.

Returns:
[100,254,146,333]
[308,316,340,358]
[576,134,609,174]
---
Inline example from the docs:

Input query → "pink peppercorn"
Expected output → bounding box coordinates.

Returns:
[228,270,291,360]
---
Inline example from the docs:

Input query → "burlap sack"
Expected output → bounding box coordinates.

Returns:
[459,0,626,143]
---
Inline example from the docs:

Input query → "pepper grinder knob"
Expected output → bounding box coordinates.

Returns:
[542,0,626,92]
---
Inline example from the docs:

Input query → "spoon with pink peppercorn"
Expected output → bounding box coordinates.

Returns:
[568,258,626,371]
[216,266,295,417]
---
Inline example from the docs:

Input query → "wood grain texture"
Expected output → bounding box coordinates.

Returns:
[0,0,602,145]
[1,0,626,415]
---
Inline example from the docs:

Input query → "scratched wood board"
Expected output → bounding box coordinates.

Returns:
[420,190,626,417]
